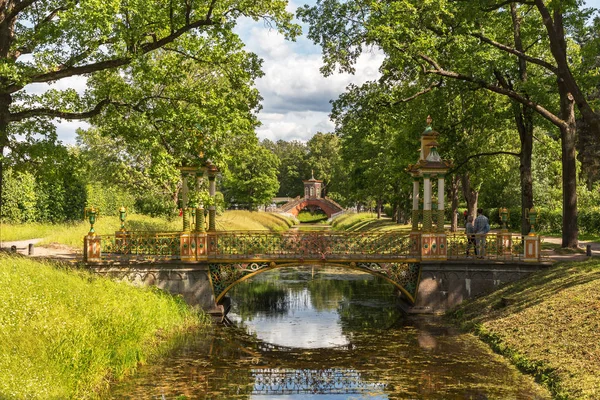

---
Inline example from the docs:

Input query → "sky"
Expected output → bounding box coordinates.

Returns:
[36,0,600,145]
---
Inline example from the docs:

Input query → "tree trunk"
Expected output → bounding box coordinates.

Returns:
[460,172,478,221]
[450,174,460,232]
[510,4,535,236]
[0,94,11,222]
[559,86,578,248]
[376,198,382,219]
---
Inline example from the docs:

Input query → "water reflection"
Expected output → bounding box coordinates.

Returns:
[108,266,550,399]
[252,368,386,397]
[228,267,402,349]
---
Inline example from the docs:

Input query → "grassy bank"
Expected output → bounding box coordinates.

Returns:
[331,212,411,232]
[449,259,600,399]
[0,254,210,399]
[1,211,297,248]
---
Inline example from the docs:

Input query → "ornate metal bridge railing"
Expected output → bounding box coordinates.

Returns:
[208,231,415,261]
[84,231,541,263]
[84,231,418,263]
[446,232,535,261]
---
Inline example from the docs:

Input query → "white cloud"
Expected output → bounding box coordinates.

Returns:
[257,110,334,142]
[243,19,384,142]
[56,120,89,145]
[25,75,88,96]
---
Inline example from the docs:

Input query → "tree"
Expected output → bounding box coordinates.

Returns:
[262,139,310,197]
[330,81,413,217]
[0,0,299,218]
[220,141,280,209]
[299,0,598,247]
[306,132,343,197]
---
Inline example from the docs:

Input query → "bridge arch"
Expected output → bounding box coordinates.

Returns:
[208,261,421,306]
[286,198,343,218]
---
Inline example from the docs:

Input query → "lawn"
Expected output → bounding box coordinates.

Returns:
[0,254,209,399]
[449,259,600,399]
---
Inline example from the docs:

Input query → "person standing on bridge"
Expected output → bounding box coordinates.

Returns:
[465,215,477,256]
[474,208,490,258]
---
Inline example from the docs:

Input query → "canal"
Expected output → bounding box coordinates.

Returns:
[108,266,550,399]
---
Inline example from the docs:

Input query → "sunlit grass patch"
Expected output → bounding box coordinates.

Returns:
[449,259,600,399]
[215,211,296,231]
[0,254,207,399]
[331,213,378,231]
[331,213,410,232]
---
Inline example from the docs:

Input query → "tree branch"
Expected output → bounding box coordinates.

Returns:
[418,53,567,129]
[9,98,112,121]
[391,79,443,104]
[5,10,219,93]
[471,32,558,73]
[4,0,38,21]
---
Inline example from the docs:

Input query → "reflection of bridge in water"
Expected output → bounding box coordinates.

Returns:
[251,368,386,396]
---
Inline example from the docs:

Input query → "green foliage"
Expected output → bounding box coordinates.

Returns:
[2,142,89,223]
[220,142,280,209]
[1,169,37,223]
[262,139,311,197]
[0,254,207,399]
[86,183,136,217]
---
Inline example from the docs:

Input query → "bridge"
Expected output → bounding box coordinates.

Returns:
[85,120,547,315]
[84,229,545,315]
[276,174,344,218]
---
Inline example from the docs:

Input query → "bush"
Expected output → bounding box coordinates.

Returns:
[86,183,136,217]
[1,169,37,223]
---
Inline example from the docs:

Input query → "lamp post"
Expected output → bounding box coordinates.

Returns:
[499,207,509,232]
[84,207,98,235]
[83,206,101,262]
[497,207,512,257]
[525,207,538,236]
[119,206,127,232]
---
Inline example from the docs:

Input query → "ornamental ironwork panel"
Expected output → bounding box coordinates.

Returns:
[209,261,421,304]
[209,231,413,260]
[356,262,421,302]
[209,262,271,302]
[98,232,181,261]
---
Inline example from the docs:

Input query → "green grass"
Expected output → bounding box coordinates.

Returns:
[0,254,209,399]
[297,211,328,223]
[448,259,600,399]
[331,213,411,232]
[215,210,297,231]
[1,211,297,249]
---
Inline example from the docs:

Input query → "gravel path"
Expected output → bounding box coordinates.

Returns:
[1,238,80,260]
